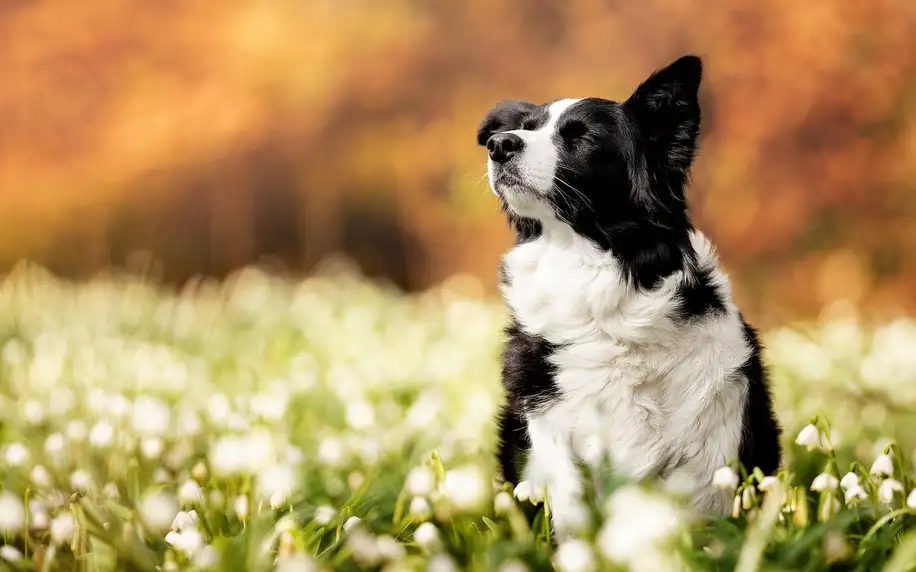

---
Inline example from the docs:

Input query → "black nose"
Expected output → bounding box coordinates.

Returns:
[486,133,524,163]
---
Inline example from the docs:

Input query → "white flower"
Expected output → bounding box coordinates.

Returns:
[0,545,22,562]
[165,528,205,557]
[233,496,248,520]
[317,438,346,468]
[50,512,77,545]
[191,461,208,481]
[907,489,916,509]
[513,481,544,505]
[103,482,120,500]
[314,505,336,526]
[553,539,597,572]
[0,492,25,533]
[414,522,441,550]
[347,529,380,566]
[346,400,376,430]
[3,442,29,466]
[712,467,739,491]
[376,534,405,561]
[131,397,172,436]
[844,485,869,504]
[409,497,432,521]
[878,479,904,504]
[30,465,52,488]
[494,491,514,514]
[427,553,459,572]
[171,510,199,532]
[811,473,839,492]
[870,454,894,477]
[839,472,860,490]
[139,491,178,533]
[442,465,488,511]
[343,516,362,532]
[179,480,203,505]
[795,424,822,450]
[275,553,317,572]
[66,420,87,441]
[89,420,115,448]
[141,437,164,459]
[256,463,296,502]
[758,476,780,492]
[44,433,66,457]
[22,400,45,424]
[193,545,220,568]
[405,465,436,496]
[270,490,289,509]
[29,500,50,530]
[597,485,684,569]
[70,469,92,492]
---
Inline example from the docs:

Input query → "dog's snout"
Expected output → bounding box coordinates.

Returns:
[487,133,524,163]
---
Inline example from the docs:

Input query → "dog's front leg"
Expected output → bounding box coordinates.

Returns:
[524,414,589,540]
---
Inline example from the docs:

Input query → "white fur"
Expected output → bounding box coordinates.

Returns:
[491,103,752,539]
[488,98,581,218]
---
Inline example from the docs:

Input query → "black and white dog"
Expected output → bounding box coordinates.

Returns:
[478,55,781,537]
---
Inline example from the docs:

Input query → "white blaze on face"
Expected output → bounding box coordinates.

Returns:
[488,98,582,219]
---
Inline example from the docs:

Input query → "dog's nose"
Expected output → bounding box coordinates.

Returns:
[487,133,524,163]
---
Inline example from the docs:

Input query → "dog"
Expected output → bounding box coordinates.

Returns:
[478,55,781,538]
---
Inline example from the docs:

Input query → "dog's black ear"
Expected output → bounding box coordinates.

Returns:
[477,100,538,146]
[624,55,702,180]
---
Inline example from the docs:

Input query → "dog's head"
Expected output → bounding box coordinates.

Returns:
[478,55,702,241]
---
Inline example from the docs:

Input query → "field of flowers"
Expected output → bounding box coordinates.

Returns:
[1,260,916,571]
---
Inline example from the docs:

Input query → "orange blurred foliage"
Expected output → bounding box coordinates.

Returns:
[1,0,915,325]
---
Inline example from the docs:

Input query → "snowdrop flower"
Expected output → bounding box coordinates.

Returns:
[844,485,868,504]
[131,396,172,436]
[494,491,514,515]
[553,539,597,572]
[50,512,77,545]
[405,465,436,496]
[141,437,164,459]
[139,491,178,533]
[409,497,432,521]
[314,505,336,526]
[839,472,860,490]
[30,465,52,488]
[70,469,92,492]
[165,528,205,557]
[45,433,66,457]
[270,490,289,509]
[191,461,208,482]
[758,476,780,492]
[233,496,249,520]
[0,492,26,534]
[498,559,530,572]
[275,553,317,572]
[256,463,296,502]
[442,465,488,511]
[170,510,199,532]
[22,400,45,424]
[2,442,29,466]
[811,472,839,492]
[66,420,87,442]
[179,480,203,505]
[376,534,405,560]
[414,522,441,551]
[906,489,916,509]
[346,529,381,566]
[513,481,544,505]
[29,500,50,530]
[428,554,459,572]
[209,436,246,476]
[870,454,894,477]
[0,545,22,562]
[878,478,904,504]
[343,516,362,532]
[276,515,297,533]
[712,466,739,491]
[317,438,346,468]
[89,420,115,448]
[597,485,684,569]
[795,424,822,450]
[193,545,220,569]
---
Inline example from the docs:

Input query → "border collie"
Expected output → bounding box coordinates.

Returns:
[477,55,781,538]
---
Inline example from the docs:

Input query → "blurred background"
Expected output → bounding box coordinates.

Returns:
[3,0,916,327]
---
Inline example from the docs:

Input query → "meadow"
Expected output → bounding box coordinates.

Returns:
[1,260,915,571]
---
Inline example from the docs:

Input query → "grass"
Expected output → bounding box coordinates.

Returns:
[0,259,915,571]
